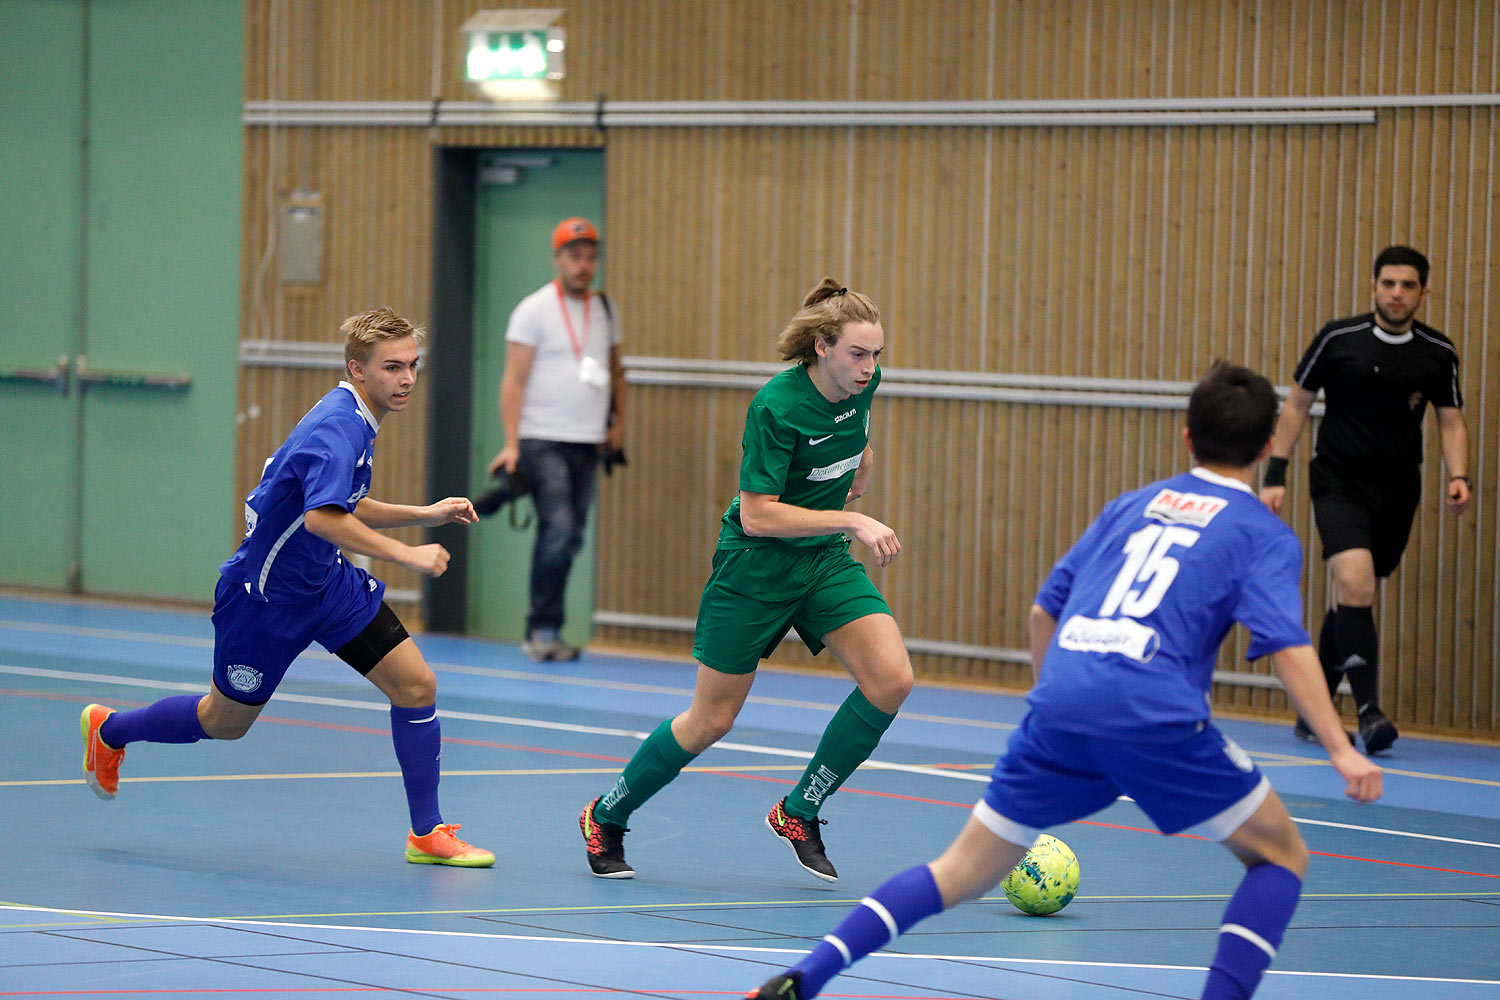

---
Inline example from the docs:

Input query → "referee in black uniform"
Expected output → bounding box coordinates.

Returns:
[1259,245,1471,755]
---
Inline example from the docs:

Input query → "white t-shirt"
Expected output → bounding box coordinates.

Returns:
[505,281,622,443]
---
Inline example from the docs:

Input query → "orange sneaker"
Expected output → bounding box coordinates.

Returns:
[404,823,495,868]
[80,704,125,800]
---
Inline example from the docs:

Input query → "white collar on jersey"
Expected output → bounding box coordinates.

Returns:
[338,380,381,431]
[1370,322,1415,345]
[1190,466,1254,494]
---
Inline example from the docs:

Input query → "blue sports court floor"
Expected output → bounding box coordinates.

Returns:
[2,590,1497,998]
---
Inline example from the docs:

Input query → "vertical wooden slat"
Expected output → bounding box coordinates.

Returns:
[236,0,1500,736]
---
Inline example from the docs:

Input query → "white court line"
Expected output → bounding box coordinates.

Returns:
[0,662,983,786]
[1,903,1496,988]
[0,617,1012,731]
[6,661,1500,853]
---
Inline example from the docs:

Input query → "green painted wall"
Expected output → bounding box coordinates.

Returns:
[0,0,243,600]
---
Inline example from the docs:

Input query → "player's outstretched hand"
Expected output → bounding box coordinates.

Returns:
[849,513,901,567]
[1258,485,1286,515]
[424,497,478,526]
[406,543,452,578]
[1330,746,1383,804]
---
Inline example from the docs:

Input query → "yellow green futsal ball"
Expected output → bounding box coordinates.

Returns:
[1001,834,1080,915]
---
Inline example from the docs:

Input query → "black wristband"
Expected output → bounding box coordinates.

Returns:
[1263,456,1289,488]
[1450,475,1471,486]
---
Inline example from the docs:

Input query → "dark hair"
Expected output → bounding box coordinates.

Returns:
[1186,362,1278,467]
[1372,245,1430,287]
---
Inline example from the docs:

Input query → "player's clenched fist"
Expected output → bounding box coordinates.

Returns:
[406,543,451,577]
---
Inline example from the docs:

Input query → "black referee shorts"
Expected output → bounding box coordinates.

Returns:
[1308,460,1421,579]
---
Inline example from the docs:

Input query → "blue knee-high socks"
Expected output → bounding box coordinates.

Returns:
[98,695,210,746]
[97,696,444,836]
[390,703,443,836]
[790,864,945,997]
[1201,862,1303,1000]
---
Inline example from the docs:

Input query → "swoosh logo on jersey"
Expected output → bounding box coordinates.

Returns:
[808,434,833,445]
[408,711,438,724]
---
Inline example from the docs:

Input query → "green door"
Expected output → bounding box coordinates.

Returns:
[0,1,242,599]
[76,0,242,598]
[467,150,606,644]
[0,2,84,590]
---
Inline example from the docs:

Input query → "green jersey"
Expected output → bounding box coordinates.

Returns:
[717,364,881,549]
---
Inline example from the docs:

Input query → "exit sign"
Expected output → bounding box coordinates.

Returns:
[466,28,564,82]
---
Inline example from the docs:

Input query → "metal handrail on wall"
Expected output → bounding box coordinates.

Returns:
[242,97,1385,128]
[619,356,1324,413]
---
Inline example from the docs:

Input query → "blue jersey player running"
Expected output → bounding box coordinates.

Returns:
[79,308,494,868]
[750,363,1383,1000]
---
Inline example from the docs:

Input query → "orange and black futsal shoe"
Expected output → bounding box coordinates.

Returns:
[579,796,634,878]
[766,796,837,882]
[748,971,804,999]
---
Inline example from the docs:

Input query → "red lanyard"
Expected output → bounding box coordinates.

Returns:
[554,280,589,361]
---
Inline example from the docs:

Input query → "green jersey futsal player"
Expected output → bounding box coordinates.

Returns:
[579,278,914,882]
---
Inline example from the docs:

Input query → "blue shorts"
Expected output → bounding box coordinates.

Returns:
[975,713,1269,845]
[211,562,385,705]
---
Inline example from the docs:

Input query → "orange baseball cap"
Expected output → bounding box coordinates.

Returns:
[552,217,599,250]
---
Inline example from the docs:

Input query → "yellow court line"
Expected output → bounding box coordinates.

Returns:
[1252,751,1500,788]
[1,763,833,789]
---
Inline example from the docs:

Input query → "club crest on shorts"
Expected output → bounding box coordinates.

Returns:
[1221,736,1255,772]
[226,663,263,694]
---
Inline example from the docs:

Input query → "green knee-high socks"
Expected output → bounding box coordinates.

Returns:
[784,687,897,820]
[594,718,699,827]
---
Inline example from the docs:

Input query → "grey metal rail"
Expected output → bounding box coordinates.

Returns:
[0,356,70,393]
[76,355,191,390]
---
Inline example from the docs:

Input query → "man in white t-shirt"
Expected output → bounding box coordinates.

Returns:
[480,218,626,661]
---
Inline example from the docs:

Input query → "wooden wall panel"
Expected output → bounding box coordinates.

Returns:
[240,0,1500,738]
[247,1,1500,105]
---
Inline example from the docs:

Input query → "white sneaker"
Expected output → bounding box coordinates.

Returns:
[522,628,580,662]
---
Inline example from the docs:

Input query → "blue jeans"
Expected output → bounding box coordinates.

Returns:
[517,439,598,634]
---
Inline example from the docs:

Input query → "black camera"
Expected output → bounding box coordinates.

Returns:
[474,467,532,517]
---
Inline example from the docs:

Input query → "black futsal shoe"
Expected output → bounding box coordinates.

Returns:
[766,797,837,882]
[579,797,634,878]
[747,971,804,999]
[1358,707,1399,755]
[1293,716,1355,747]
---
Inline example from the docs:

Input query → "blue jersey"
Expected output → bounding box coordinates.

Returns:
[220,383,379,602]
[1028,468,1310,738]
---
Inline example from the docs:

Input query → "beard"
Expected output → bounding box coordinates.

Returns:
[1374,301,1415,329]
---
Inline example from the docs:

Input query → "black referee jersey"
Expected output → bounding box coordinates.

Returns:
[1293,312,1463,477]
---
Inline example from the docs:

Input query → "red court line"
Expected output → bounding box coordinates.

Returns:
[0,991,944,998]
[12,688,1495,879]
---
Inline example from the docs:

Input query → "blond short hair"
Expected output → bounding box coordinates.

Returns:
[775,278,880,365]
[341,307,426,370]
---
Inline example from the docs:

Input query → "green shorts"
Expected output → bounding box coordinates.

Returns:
[691,541,892,674]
